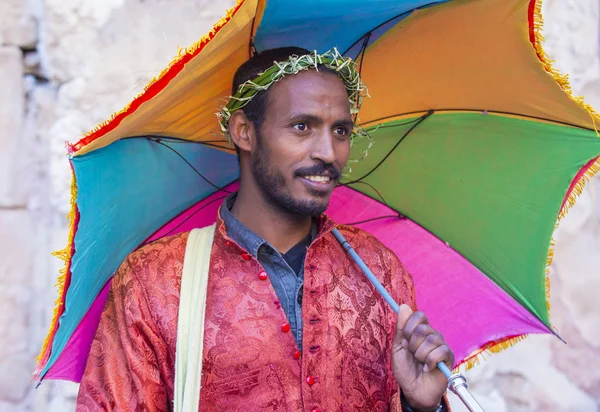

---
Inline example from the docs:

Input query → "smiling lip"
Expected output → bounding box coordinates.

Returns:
[299,175,336,192]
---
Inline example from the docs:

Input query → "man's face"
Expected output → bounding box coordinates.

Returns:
[251,70,352,216]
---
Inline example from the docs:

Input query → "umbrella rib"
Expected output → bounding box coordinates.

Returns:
[352,32,372,127]
[342,180,393,209]
[344,110,434,185]
[145,193,229,241]
[142,138,228,145]
[341,1,444,56]
[127,135,233,148]
[358,31,371,75]
[147,137,232,194]
[365,116,425,130]
[162,140,235,151]
[124,135,235,152]
[361,108,595,131]
[248,0,263,55]
[338,182,406,226]
[338,182,407,225]
[344,214,401,226]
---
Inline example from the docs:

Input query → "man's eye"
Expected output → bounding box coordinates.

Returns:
[334,127,349,136]
[293,123,308,132]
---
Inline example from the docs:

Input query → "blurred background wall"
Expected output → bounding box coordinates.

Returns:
[0,0,598,410]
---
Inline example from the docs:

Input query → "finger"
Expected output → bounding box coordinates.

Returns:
[396,304,414,334]
[412,331,444,365]
[393,306,413,352]
[424,344,454,373]
[392,320,405,350]
[401,310,429,343]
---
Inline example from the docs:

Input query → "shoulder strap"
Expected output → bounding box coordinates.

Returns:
[174,224,216,412]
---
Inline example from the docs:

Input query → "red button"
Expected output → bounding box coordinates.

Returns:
[241,253,251,261]
[294,350,301,360]
[311,409,321,412]
[281,323,291,333]
[306,376,315,385]
[258,271,268,281]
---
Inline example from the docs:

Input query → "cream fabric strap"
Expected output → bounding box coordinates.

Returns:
[174,224,216,412]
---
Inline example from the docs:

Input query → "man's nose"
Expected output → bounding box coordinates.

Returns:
[310,129,336,164]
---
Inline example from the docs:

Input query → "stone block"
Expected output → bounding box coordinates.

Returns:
[0,285,30,357]
[0,47,26,207]
[32,381,79,412]
[581,78,600,110]
[0,356,32,404]
[542,0,600,91]
[0,0,38,48]
[453,335,599,411]
[41,0,234,83]
[0,211,34,368]
[22,83,59,219]
[0,210,33,286]
[553,178,600,347]
[0,212,34,406]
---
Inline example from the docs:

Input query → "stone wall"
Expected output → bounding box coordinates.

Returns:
[0,0,598,411]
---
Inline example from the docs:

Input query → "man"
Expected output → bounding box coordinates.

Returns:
[77,47,453,411]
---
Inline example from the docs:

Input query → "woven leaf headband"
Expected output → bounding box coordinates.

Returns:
[217,48,372,157]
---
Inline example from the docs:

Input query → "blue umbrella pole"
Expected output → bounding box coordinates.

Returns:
[332,228,485,412]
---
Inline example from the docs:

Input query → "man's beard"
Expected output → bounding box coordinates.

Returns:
[251,134,339,217]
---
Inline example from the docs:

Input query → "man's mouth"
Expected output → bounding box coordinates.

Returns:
[303,175,332,184]
[295,163,340,192]
[298,174,336,194]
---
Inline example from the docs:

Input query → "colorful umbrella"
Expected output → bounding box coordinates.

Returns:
[36,0,600,384]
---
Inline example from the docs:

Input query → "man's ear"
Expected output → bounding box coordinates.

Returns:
[229,110,256,154]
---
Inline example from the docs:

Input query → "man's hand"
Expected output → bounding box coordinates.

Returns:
[392,304,454,412]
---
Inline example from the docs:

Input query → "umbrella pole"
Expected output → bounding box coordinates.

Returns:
[331,228,486,412]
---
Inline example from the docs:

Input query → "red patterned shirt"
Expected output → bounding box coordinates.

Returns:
[76,212,417,411]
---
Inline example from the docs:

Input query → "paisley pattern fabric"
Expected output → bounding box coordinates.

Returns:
[76,212,417,411]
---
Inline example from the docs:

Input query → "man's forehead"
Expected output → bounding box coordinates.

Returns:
[268,70,350,111]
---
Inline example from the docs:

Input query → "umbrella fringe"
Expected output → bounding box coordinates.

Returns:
[34,165,80,380]
[530,0,600,134]
[541,161,600,326]
[544,156,600,326]
[454,335,528,373]
[68,0,246,154]
[533,0,600,329]
[558,158,600,220]
[544,237,556,314]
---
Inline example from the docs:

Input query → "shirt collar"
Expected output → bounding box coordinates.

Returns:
[220,193,267,258]
[217,193,336,257]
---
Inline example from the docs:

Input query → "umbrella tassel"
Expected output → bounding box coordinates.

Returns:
[530,0,600,134]
[544,237,556,314]
[456,335,528,372]
[34,164,80,380]
[331,228,485,412]
[558,157,600,220]
[544,155,600,331]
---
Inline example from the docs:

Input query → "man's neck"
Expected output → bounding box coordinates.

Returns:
[230,187,313,254]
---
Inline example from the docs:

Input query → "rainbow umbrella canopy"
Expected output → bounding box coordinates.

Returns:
[36,0,600,382]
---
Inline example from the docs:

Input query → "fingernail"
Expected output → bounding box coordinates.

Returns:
[423,364,429,373]
[402,339,408,348]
